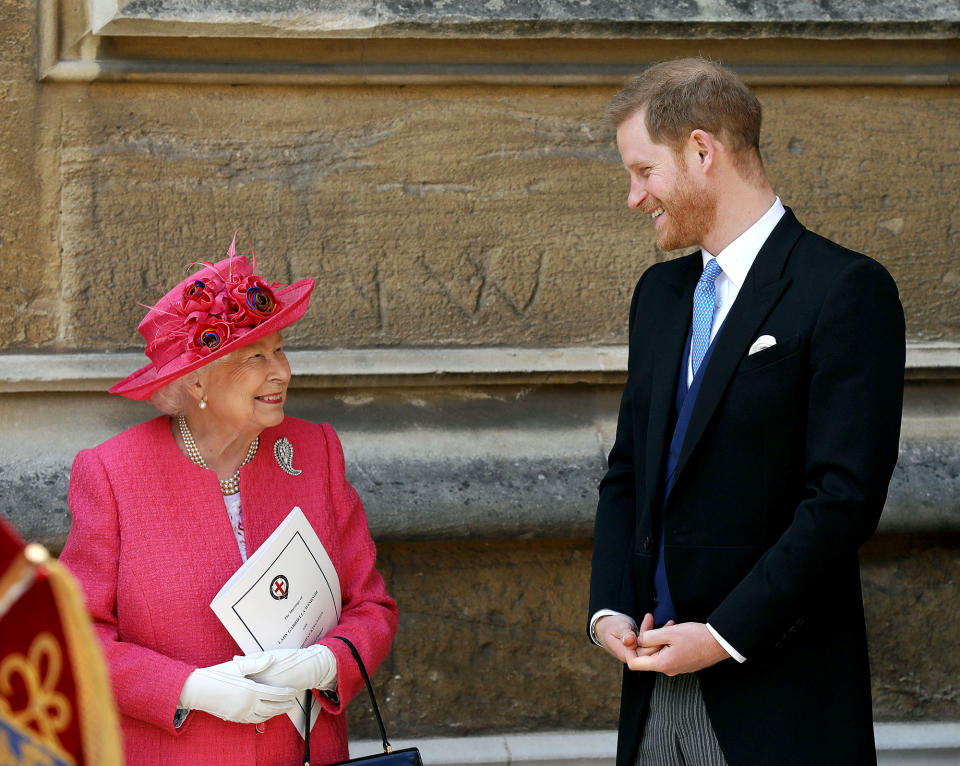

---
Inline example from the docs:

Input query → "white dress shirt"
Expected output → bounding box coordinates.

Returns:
[592,197,787,664]
[689,197,786,385]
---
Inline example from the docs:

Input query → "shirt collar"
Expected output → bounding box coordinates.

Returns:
[701,197,786,289]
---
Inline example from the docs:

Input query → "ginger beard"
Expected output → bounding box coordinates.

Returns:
[652,152,719,252]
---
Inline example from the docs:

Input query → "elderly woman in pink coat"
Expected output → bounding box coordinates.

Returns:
[60,238,398,766]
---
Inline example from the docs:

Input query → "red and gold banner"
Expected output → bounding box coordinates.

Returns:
[0,516,122,766]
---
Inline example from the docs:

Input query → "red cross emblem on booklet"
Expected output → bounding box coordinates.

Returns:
[270,575,289,600]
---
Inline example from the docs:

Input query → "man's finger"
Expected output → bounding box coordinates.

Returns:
[608,638,639,664]
[626,653,663,672]
[640,626,673,648]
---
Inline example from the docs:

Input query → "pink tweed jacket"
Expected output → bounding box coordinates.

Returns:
[60,415,398,766]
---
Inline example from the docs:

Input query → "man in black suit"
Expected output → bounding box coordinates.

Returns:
[588,58,904,765]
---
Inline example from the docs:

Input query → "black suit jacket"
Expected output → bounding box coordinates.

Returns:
[589,210,905,766]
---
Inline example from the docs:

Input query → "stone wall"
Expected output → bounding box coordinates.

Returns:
[362,533,960,739]
[2,0,959,744]
[7,84,960,350]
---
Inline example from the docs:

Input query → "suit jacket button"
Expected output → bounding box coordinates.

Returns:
[642,536,652,551]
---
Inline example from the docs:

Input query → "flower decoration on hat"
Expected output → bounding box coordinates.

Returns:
[151,235,284,364]
[183,278,217,312]
[193,320,233,353]
[110,233,314,401]
[225,274,280,326]
[243,282,279,318]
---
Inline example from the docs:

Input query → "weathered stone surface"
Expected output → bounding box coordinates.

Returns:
[0,464,69,550]
[100,0,960,38]
[886,434,960,532]
[338,533,960,738]
[759,88,960,342]
[861,534,960,721]
[29,85,957,354]
[0,1,56,348]
[52,84,625,350]
[0,0,34,75]
[347,538,621,738]
[2,381,959,552]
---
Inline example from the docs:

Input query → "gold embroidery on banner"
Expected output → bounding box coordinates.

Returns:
[0,724,64,766]
[0,633,73,760]
[45,562,122,766]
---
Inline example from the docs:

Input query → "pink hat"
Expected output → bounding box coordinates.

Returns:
[110,236,314,401]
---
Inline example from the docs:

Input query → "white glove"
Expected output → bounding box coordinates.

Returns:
[178,657,301,724]
[234,645,337,692]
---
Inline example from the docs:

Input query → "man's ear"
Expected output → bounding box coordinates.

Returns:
[687,129,717,174]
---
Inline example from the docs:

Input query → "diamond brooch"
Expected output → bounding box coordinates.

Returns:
[273,437,302,477]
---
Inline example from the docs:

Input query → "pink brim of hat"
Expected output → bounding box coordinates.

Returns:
[109,277,314,401]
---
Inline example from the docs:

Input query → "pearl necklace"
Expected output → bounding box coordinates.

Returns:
[177,415,259,495]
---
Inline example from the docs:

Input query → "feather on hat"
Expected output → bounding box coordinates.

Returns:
[109,235,314,401]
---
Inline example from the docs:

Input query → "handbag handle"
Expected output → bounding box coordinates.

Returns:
[332,636,393,754]
[303,690,312,766]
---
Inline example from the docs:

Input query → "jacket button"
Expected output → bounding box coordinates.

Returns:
[642,536,652,551]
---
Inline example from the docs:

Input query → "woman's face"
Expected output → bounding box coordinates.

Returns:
[198,331,291,438]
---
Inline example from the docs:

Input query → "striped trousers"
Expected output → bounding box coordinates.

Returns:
[636,673,729,766]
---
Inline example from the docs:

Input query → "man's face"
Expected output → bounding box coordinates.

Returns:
[616,110,717,252]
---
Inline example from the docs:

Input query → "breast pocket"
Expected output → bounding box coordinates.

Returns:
[734,333,803,377]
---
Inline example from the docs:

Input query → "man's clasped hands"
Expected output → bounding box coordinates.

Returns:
[595,613,731,677]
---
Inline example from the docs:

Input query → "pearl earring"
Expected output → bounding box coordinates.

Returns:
[199,397,207,410]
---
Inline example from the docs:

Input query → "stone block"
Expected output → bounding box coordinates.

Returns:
[0,76,58,347]
[0,0,35,74]
[861,534,960,722]
[886,435,960,533]
[1,380,959,552]
[759,88,960,342]
[346,538,620,739]
[338,533,960,739]
[39,85,960,355]
[92,0,960,38]
[52,85,633,351]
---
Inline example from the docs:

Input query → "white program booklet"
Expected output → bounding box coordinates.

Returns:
[210,505,341,738]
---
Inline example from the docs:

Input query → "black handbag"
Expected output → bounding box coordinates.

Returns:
[302,636,423,766]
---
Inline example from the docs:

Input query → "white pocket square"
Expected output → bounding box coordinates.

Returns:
[748,335,777,356]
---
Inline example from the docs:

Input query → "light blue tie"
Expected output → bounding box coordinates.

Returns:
[690,258,723,377]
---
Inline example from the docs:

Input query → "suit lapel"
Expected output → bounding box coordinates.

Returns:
[670,210,805,491]
[643,253,701,516]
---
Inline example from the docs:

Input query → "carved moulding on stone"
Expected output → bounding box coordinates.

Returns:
[37,0,960,84]
[83,0,960,39]
[0,344,959,547]
[0,343,957,392]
